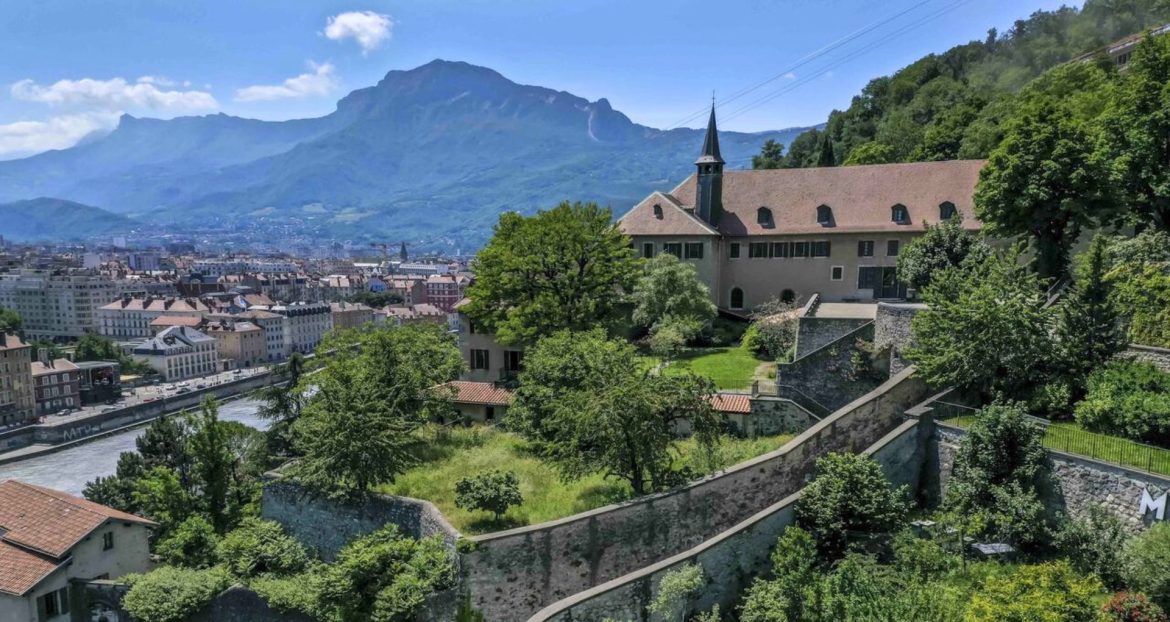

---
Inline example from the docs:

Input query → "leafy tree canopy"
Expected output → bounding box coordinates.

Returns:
[896,217,991,290]
[631,253,716,333]
[794,453,909,562]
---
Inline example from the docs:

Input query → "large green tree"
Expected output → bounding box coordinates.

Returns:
[751,138,784,169]
[0,306,21,335]
[463,201,639,346]
[795,453,908,561]
[1054,234,1124,392]
[975,98,1108,279]
[187,397,238,533]
[896,217,991,290]
[257,353,305,456]
[630,253,716,334]
[509,329,720,494]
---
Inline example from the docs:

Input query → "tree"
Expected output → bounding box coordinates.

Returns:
[752,138,785,169]
[122,566,230,622]
[257,353,306,456]
[647,563,705,622]
[1097,34,1170,233]
[782,128,824,168]
[463,202,639,345]
[896,217,991,290]
[155,515,220,569]
[348,290,405,308]
[217,518,309,579]
[136,415,191,488]
[187,397,235,533]
[647,316,699,363]
[1054,234,1124,392]
[742,527,820,622]
[966,561,1102,622]
[975,98,1107,279]
[0,306,20,335]
[630,254,716,334]
[1054,505,1130,589]
[842,142,896,166]
[744,297,799,361]
[1101,591,1169,622]
[794,453,909,561]
[84,452,146,513]
[131,466,193,536]
[74,332,124,361]
[1075,360,1170,447]
[906,246,1055,402]
[1125,523,1170,611]
[509,330,720,494]
[816,131,836,167]
[454,470,523,521]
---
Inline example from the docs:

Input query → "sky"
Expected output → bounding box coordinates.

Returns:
[0,0,1082,159]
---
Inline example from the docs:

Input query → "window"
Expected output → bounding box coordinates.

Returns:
[858,267,880,290]
[37,588,69,621]
[470,349,490,370]
[652,203,663,218]
[939,201,957,221]
[757,206,774,227]
[858,240,874,257]
[729,243,741,259]
[887,240,901,256]
[891,204,909,224]
[684,242,704,259]
[730,288,744,309]
[816,204,833,226]
[792,241,810,258]
[831,266,844,281]
[748,242,769,258]
[663,243,682,258]
[103,531,114,550]
[504,350,523,373]
[642,243,654,258]
[811,241,831,257]
[770,242,790,258]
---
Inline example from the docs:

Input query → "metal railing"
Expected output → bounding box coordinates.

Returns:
[751,380,832,419]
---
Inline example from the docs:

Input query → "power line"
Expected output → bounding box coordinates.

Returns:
[665,0,938,130]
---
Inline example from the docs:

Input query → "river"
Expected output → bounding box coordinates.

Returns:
[0,398,268,496]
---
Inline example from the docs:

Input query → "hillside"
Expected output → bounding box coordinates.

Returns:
[770,0,1170,168]
[0,198,139,241]
[0,60,811,249]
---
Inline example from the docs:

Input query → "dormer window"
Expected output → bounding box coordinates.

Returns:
[891,204,909,224]
[652,204,663,219]
[816,204,833,226]
[757,206,774,228]
[939,201,957,221]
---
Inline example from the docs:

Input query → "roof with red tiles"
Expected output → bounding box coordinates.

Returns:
[150,315,204,328]
[30,359,79,377]
[710,392,751,414]
[439,381,514,406]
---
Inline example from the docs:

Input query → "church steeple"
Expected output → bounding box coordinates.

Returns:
[695,103,724,225]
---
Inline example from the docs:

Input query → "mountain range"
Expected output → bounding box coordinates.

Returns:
[0,198,137,242]
[0,60,811,249]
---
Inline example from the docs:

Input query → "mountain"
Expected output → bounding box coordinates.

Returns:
[0,198,138,241]
[0,60,812,249]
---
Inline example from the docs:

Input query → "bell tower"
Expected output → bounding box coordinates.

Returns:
[695,103,724,225]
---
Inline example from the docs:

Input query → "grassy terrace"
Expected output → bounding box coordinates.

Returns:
[377,426,794,534]
[943,416,1170,477]
[640,344,763,390]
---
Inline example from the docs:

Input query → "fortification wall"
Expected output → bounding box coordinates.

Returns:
[795,316,871,359]
[463,368,927,621]
[873,302,925,375]
[1117,344,1170,373]
[777,322,885,413]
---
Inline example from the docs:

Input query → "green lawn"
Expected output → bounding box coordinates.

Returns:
[943,416,1170,476]
[656,345,762,390]
[377,426,793,534]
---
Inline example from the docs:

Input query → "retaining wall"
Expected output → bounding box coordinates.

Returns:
[1117,344,1170,373]
[794,316,871,359]
[873,302,925,375]
[777,322,886,413]
[463,368,927,621]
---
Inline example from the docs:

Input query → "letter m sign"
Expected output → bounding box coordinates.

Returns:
[1139,488,1167,520]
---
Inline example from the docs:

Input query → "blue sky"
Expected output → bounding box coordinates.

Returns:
[0,0,1080,159]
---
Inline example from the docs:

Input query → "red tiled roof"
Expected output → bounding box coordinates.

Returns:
[710,392,751,414]
[0,541,61,596]
[0,481,155,560]
[30,359,79,376]
[1,333,29,351]
[440,381,514,406]
[150,315,204,327]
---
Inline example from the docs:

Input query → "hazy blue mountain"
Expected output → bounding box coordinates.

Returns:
[0,60,813,248]
[0,198,138,241]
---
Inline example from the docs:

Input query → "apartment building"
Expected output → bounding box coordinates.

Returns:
[270,302,332,355]
[131,325,217,381]
[0,333,34,426]
[0,270,122,339]
[98,296,209,339]
[209,310,287,362]
[424,274,469,311]
[329,301,375,331]
[203,320,265,369]
[30,356,80,415]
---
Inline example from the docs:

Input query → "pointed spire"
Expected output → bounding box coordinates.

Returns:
[696,104,724,165]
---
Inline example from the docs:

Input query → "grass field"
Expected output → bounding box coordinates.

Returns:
[643,344,762,390]
[377,426,794,534]
[943,416,1170,476]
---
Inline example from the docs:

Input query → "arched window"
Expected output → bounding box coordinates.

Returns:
[781,289,796,304]
[652,203,663,219]
[816,204,833,226]
[939,201,957,221]
[891,203,909,224]
[757,206,774,227]
[730,287,744,310]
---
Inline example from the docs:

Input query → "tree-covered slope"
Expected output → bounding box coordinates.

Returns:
[0,197,139,241]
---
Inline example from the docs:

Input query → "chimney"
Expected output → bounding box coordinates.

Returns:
[38,348,50,367]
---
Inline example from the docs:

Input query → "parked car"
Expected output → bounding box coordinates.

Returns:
[176,387,191,394]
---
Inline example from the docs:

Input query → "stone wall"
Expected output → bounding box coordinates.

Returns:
[740,396,820,436]
[188,586,315,622]
[462,368,928,622]
[261,479,460,561]
[1117,344,1170,373]
[528,417,929,622]
[795,316,871,359]
[873,302,925,375]
[777,322,886,413]
[932,423,1170,530]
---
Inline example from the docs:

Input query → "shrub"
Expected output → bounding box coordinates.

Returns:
[965,561,1102,622]
[251,572,322,618]
[795,453,909,561]
[122,566,230,622]
[1124,522,1170,610]
[745,297,798,361]
[217,518,309,579]
[454,470,523,520]
[1101,591,1168,622]
[1075,360,1170,447]
[647,563,705,622]
[1053,506,1130,589]
[155,515,220,569]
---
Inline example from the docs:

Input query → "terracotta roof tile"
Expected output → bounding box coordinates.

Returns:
[0,541,61,596]
[711,392,751,414]
[439,381,514,406]
[0,480,155,560]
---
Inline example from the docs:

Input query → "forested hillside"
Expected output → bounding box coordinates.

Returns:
[757,0,1170,168]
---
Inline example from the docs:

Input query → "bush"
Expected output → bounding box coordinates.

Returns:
[1075,360,1170,447]
[155,515,220,569]
[454,470,523,520]
[965,561,1102,622]
[1053,506,1130,589]
[795,453,909,561]
[647,563,705,621]
[251,572,322,618]
[1101,591,1168,622]
[122,566,230,622]
[1124,522,1170,611]
[744,305,797,362]
[217,518,309,579]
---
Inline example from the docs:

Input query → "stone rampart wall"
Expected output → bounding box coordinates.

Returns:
[463,368,927,621]
[777,322,885,413]
[795,317,871,359]
[873,302,925,375]
[1117,344,1170,373]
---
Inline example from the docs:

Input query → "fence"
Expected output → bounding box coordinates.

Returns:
[933,401,1170,477]
[751,380,832,418]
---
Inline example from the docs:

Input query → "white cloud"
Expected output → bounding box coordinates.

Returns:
[324,10,393,54]
[784,72,796,80]
[10,76,217,112]
[0,112,120,160]
[234,62,337,102]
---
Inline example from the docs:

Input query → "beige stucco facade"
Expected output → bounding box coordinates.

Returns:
[456,313,522,383]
